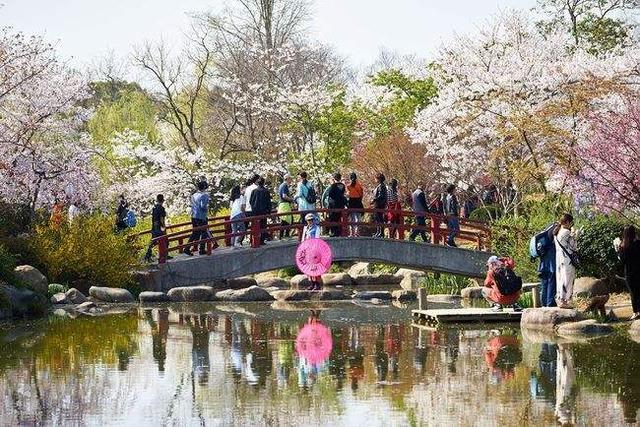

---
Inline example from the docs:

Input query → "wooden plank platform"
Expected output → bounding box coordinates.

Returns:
[412,308,522,326]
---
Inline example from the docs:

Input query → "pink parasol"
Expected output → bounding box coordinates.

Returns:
[295,238,333,276]
[295,320,333,365]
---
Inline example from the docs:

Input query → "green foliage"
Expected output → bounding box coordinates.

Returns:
[30,215,141,290]
[278,266,300,278]
[469,204,502,222]
[0,244,17,285]
[370,263,399,274]
[517,292,534,309]
[362,67,438,136]
[0,202,33,236]
[577,15,631,54]
[576,215,625,279]
[419,273,469,295]
[47,283,68,299]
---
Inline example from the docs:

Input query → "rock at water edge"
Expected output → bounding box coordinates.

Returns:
[257,278,290,289]
[215,286,275,302]
[348,262,371,277]
[65,288,88,304]
[167,286,216,302]
[89,286,135,303]
[13,265,48,295]
[391,290,417,302]
[461,286,484,299]
[353,291,393,300]
[321,273,353,286]
[50,293,68,304]
[556,319,614,337]
[520,307,585,331]
[139,291,170,303]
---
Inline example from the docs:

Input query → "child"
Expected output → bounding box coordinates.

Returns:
[302,213,322,291]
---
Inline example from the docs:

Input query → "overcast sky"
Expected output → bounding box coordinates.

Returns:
[1,0,536,69]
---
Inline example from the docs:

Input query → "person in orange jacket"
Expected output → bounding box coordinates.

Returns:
[482,255,522,312]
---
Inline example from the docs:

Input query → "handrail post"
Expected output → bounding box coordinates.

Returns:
[158,235,168,264]
[224,215,232,247]
[430,216,440,245]
[341,209,348,237]
[398,209,405,240]
[252,217,261,248]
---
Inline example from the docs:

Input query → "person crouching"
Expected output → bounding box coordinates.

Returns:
[482,255,523,312]
[302,213,323,291]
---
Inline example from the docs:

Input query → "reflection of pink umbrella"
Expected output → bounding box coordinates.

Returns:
[295,321,333,365]
[295,238,332,276]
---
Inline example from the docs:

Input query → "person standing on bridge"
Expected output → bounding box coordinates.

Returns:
[444,184,460,247]
[184,180,211,256]
[244,174,260,218]
[144,194,170,262]
[346,172,364,237]
[409,183,430,243]
[371,173,388,238]
[250,177,272,246]
[277,174,294,239]
[323,172,347,237]
[386,178,402,239]
[229,185,246,248]
[295,171,317,224]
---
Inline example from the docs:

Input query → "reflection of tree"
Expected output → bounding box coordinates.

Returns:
[572,336,640,424]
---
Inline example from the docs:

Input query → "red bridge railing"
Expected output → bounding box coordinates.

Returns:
[138,208,492,264]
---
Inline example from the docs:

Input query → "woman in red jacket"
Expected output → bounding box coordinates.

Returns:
[482,256,521,311]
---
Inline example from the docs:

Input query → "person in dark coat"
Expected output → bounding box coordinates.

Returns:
[250,177,272,245]
[615,225,640,320]
[537,223,557,307]
[325,172,347,237]
[371,173,388,238]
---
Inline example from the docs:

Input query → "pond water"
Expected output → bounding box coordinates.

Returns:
[1,302,639,426]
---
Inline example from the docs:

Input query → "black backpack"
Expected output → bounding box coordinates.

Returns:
[494,267,523,295]
[305,184,317,204]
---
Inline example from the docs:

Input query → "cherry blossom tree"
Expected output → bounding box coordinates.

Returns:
[572,95,640,214]
[0,27,95,214]
[410,11,640,214]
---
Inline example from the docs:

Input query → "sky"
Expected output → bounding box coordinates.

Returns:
[0,0,537,70]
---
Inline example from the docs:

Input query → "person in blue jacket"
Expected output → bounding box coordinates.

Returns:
[534,223,557,307]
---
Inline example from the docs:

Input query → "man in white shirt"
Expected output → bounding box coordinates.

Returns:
[244,174,260,216]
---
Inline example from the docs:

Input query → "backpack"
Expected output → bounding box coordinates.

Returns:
[529,223,556,259]
[125,210,137,228]
[305,184,317,205]
[493,267,522,295]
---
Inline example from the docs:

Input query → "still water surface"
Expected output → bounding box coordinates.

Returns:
[1,302,639,426]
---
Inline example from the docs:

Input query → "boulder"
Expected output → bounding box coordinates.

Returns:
[348,262,371,276]
[427,294,462,304]
[369,298,385,305]
[352,274,402,287]
[13,265,48,295]
[573,277,611,298]
[167,286,216,302]
[65,288,88,304]
[321,273,353,286]
[139,291,170,303]
[400,274,423,290]
[520,307,585,331]
[394,268,426,278]
[290,274,311,289]
[391,289,417,302]
[353,291,393,301]
[270,289,349,302]
[0,284,48,318]
[226,277,258,289]
[215,286,275,302]
[556,319,614,338]
[630,320,640,342]
[257,278,290,289]
[461,286,485,299]
[50,293,68,304]
[89,286,135,303]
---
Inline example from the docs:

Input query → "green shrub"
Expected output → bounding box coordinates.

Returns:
[469,204,502,222]
[419,273,469,295]
[370,263,399,274]
[30,215,141,290]
[576,215,625,279]
[517,292,533,308]
[278,266,300,278]
[47,283,68,299]
[0,244,17,285]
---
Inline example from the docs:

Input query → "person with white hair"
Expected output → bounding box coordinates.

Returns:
[301,213,322,291]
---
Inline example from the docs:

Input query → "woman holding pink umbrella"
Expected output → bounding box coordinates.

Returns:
[301,213,323,291]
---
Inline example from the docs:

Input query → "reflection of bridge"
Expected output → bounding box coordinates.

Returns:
[138,209,493,291]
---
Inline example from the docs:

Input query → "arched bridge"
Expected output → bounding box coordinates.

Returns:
[138,208,493,291]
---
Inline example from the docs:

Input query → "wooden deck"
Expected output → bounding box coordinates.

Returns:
[412,308,523,326]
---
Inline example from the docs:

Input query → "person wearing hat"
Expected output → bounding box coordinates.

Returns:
[184,180,211,256]
[277,174,294,239]
[145,194,171,262]
[482,255,521,311]
[302,213,323,290]
[346,172,364,237]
